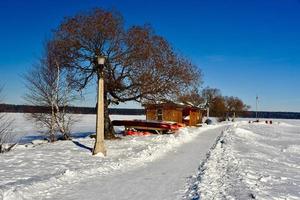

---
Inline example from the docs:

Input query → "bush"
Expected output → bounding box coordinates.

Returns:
[0,113,16,153]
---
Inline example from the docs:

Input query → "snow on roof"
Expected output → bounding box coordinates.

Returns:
[143,100,205,109]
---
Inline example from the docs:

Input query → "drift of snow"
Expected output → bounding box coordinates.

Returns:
[2,113,300,200]
[184,120,300,200]
[0,113,225,200]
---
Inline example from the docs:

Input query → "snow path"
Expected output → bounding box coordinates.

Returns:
[51,126,226,200]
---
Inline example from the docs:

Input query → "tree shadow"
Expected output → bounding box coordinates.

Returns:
[72,140,93,152]
[19,135,47,144]
[70,131,94,139]
[19,131,94,144]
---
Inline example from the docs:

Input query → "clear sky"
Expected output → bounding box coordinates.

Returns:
[0,0,299,111]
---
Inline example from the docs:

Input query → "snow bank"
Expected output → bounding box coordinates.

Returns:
[185,120,300,199]
[0,113,222,200]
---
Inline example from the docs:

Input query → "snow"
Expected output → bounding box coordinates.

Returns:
[51,126,226,200]
[185,120,300,200]
[1,113,300,200]
[7,113,145,143]
[0,113,225,200]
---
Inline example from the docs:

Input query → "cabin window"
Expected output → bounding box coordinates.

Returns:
[157,109,163,120]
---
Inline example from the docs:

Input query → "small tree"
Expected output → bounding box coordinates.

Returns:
[0,86,16,153]
[24,48,78,142]
[225,96,249,118]
[210,96,227,119]
[178,88,204,106]
[201,87,222,117]
[202,87,222,106]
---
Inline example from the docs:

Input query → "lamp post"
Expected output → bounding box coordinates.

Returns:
[256,95,259,121]
[93,56,107,156]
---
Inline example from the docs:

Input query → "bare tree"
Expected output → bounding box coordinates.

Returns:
[210,96,227,120]
[202,87,222,106]
[201,87,222,117]
[0,86,16,153]
[178,88,205,107]
[24,49,78,142]
[50,8,202,139]
[224,96,249,119]
[202,91,250,121]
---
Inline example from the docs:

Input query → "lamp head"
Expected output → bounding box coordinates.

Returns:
[97,56,106,65]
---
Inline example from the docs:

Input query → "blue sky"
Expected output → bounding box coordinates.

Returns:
[0,0,299,111]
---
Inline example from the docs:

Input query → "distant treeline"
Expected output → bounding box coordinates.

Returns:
[0,104,145,115]
[240,111,300,120]
[0,104,299,119]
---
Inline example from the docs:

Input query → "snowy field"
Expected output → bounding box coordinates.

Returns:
[8,113,145,144]
[185,119,300,200]
[0,113,223,200]
[1,113,300,200]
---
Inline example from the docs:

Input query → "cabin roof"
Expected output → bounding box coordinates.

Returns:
[143,100,204,110]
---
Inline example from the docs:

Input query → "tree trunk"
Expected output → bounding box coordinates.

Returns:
[49,131,56,142]
[50,104,56,142]
[104,92,117,139]
[53,107,71,140]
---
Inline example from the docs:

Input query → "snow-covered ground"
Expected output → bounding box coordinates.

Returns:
[9,113,145,143]
[0,113,225,200]
[51,125,226,200]
[1,113,300,200]
[185,120,300,200]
